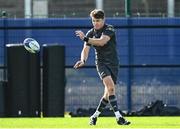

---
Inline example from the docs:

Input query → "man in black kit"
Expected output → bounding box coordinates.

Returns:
[74,9,130,126]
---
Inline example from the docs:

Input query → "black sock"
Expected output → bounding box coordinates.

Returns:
[109,95,118,112]
[97,98,109,112]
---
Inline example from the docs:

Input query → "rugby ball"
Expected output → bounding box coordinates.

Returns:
[23,38,40,53]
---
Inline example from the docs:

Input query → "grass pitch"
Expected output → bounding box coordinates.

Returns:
[0,117,180,129]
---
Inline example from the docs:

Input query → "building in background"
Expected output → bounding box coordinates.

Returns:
[0,0,180,18]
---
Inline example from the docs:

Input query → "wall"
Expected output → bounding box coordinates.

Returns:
[0,18,180,112]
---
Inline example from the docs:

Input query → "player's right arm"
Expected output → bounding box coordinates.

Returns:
[74,43,90,69]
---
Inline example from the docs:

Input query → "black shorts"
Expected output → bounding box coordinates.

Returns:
[96,64,119,84]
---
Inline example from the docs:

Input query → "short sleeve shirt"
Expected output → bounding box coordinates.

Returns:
[85,24,119,66]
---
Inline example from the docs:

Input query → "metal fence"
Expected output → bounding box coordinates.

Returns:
[0,18,180,113]
[1,0,180,18]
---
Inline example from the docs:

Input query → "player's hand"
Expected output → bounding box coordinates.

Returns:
[74,60,85,69]
[75,30,85,40]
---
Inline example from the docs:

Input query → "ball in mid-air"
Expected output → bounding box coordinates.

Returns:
[23,38,40,53]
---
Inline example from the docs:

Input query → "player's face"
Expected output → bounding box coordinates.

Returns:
[91,17,104,30]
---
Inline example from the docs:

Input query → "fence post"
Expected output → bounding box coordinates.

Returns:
[125,0,131,17]
[2,11,7,81]
[125,0,132,112]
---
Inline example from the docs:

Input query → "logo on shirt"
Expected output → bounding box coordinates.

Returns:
[106,27,115,32]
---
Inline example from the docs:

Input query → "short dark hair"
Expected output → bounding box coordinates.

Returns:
[90,9,105,19]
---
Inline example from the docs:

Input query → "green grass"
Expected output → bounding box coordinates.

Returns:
[0,117,180,128]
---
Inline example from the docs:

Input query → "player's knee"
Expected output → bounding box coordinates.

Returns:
[107,86,115,94]
[103,92,109,99]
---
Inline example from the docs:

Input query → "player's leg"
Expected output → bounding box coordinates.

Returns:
[103,76,130,125]
[91,86,109,117]
[89,87,109,125]
[103,76,121,117]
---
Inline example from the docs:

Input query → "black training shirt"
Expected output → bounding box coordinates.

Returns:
[85,24,119,66]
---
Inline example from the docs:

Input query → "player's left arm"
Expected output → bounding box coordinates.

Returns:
[87,34,110,46]
[76,26,114,46]
[75,31,111,47]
